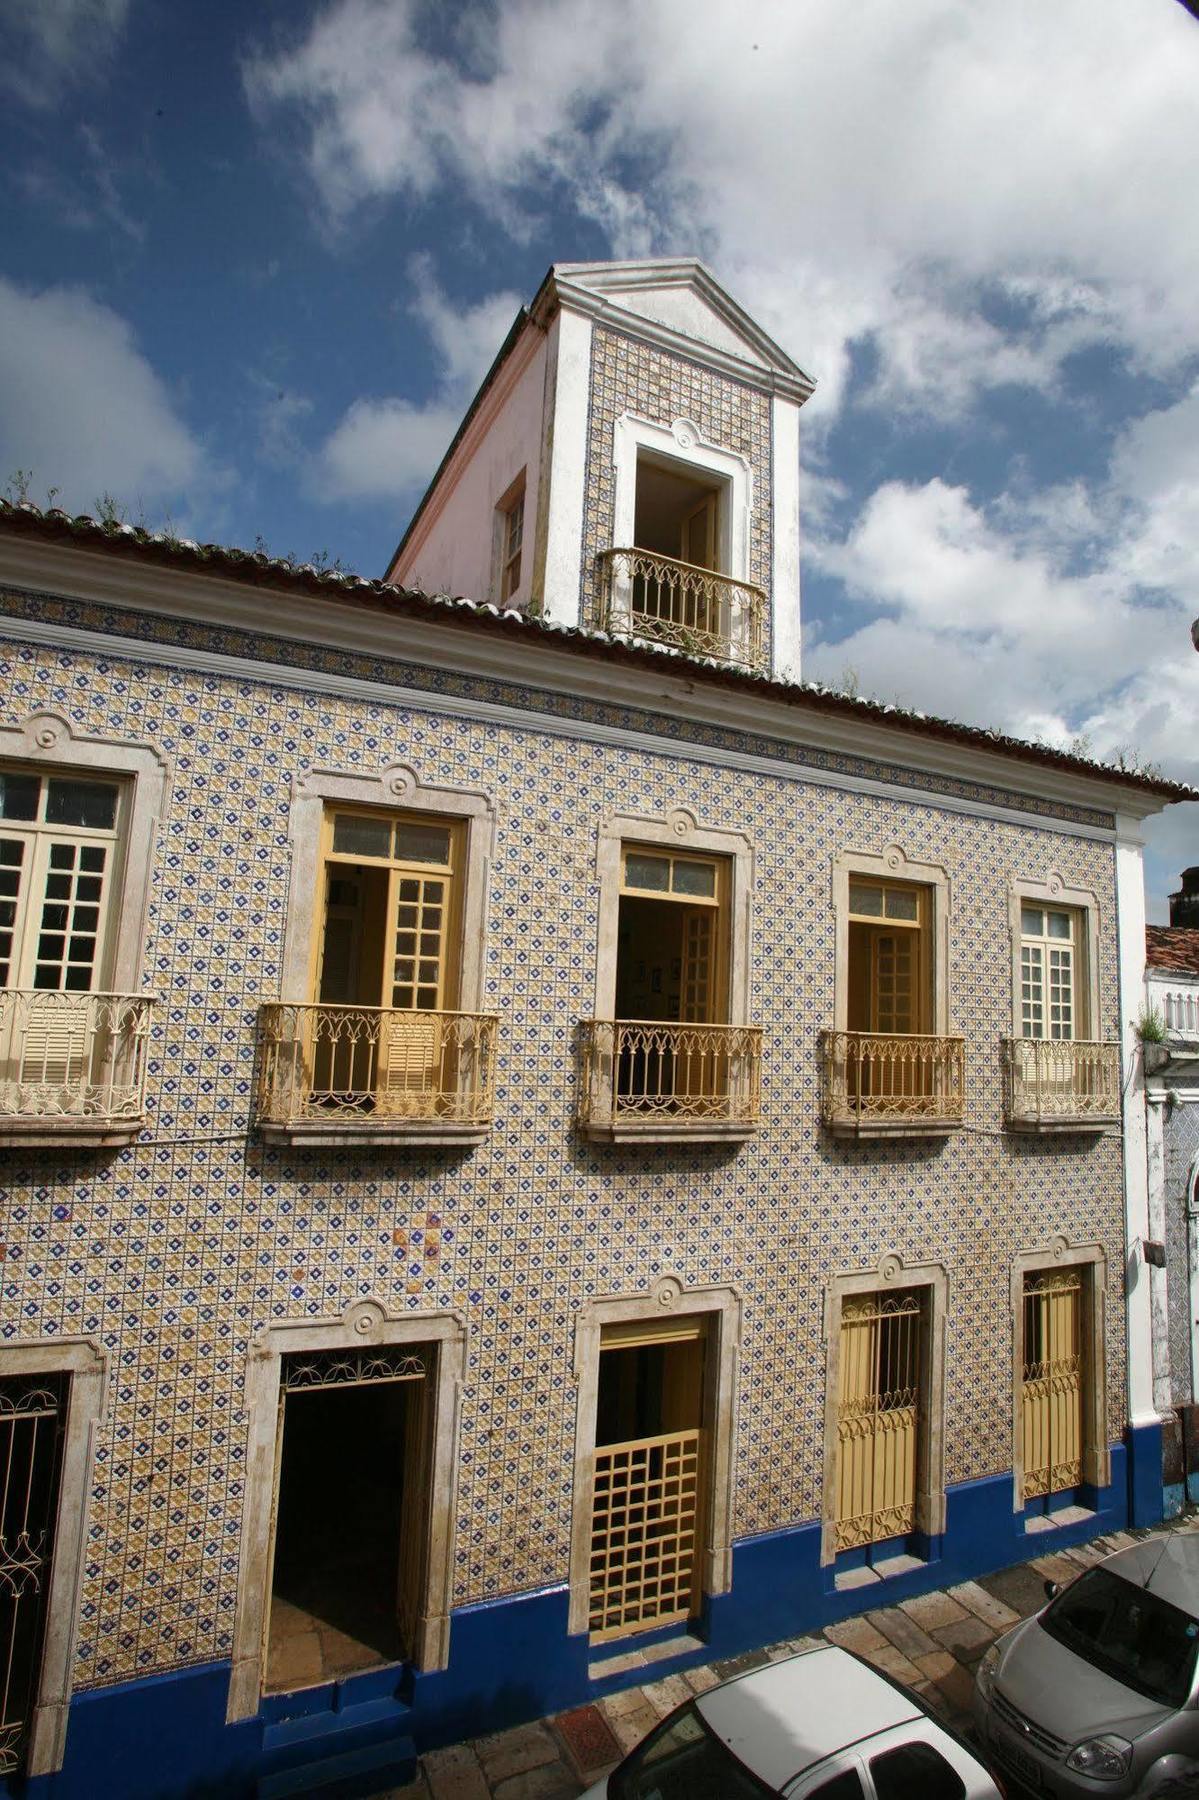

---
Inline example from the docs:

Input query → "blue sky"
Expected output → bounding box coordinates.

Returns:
[1,0,1197,915]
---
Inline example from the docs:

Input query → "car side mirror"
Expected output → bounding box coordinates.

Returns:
[1043,1580,1059,1600]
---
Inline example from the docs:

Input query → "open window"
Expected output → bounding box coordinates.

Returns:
[0,761,155,1145]
[259,771,497,1147]
[579,815,759,1142]
[822,848,961,1138]
[494,472,526,606]
[599,415,766,671]
[1003,879,1116,1130]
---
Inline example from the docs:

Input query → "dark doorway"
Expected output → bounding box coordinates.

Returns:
[265,1374,420,1691]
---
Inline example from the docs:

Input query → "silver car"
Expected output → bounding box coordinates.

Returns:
[973,1534,1199,1797]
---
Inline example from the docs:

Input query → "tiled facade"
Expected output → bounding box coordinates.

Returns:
[0,259,1179,1800]
[579,326,774,643]
[2,600,1127,1661]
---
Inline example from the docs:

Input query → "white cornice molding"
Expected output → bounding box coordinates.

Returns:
[542,272,815,405]
[0,539,1163,827]
[0,607,1118,846]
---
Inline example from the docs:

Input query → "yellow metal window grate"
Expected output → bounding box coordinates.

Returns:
[588,1428,702,1641]
[1022,1270,1083,1500]
[835,1291,922,1553]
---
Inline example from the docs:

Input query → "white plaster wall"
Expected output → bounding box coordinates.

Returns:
[607,285,770,366]
[393,329,548,609]
[1117,815,1159,1430]
[537,307,593,629]
[772,396,801,681]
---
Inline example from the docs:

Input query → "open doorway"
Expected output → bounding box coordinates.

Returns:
[589,1317,708,1643]
[634,454,724,572]
[264,1347,431,1693]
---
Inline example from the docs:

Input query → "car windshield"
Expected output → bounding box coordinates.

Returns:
[1041,1567,1199,1708]
[611,1699,775,1800]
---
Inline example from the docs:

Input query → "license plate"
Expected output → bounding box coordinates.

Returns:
[990,1729,1042,1791]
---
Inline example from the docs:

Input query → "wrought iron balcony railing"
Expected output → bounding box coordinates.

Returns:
[596,548,768,673]
[820,1029,966,1136]
[0,989,154,1144]
[257,1003,498,1143]
[1001,1037,1120,1130]
[578,1018,762,1141]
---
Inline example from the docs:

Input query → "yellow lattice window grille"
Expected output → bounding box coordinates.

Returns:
[835,1290,923,1553]
[1022,1269,1084,1500]
[589,1316,707,1642]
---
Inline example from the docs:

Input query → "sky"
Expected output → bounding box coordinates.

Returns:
[1,0,1197,918]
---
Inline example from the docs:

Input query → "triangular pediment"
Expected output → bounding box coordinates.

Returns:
[546,258,814,400]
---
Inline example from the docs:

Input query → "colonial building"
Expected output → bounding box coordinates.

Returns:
[0,260,1191,1800]
[1144,872,1199,1516]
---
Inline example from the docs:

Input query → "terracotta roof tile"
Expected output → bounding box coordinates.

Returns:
[1146,925,1199,974]
[0,499,1195,805]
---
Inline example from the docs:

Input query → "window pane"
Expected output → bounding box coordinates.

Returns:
[871,1743,964,1800]
[1021,905,1044,936]
[625,853,671,892]
[1047,909,1072,939]
[0,773,39,820]
[45,778,118,830]
[849,880,884,917]
[884,887,919,921]
[395,823,452,865]
[332,813,393,859]
[671,860,716,898]
[809,1774,867,1800]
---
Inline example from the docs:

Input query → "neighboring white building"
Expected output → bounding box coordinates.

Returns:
[1145,871,1199,1513]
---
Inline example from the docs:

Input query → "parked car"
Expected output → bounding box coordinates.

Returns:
[581,1643,1005,1798]
[974,1533,1199,1798]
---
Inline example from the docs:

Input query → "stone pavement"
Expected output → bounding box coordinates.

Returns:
[378,1517,1197,1799]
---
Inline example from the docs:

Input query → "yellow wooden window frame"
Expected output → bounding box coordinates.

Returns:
[1020,903,1084,1041]
[311,807,465,1013]
[619,847,728,1024]
[0,768,126,993]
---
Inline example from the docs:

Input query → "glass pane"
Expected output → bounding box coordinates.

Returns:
[871,1744,964,1800]
[80,846,106,873]
[46,778,119,830]
[671,860,716,898]
[395,822,452,865]
[849,880,884,917]
[884,887,919,921]
[49,843,76,870]
[0,772,39,820]
[1021,905,1044,936]
[1047,909,1072,939]
[625,853,671,892]
[332,813,393,859]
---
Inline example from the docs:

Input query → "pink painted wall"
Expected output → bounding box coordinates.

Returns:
[392,325,548,608]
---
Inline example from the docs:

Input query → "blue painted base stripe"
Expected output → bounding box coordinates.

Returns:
[13,1441,1149,1800]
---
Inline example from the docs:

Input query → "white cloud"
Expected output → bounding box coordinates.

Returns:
[0,279,206,513]
[0,0,130,103]
[317,397,462,502]
[311,263,523,504]
[246,0,1199,418]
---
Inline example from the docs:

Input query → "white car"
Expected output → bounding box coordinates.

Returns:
[581,1643,1005,1798]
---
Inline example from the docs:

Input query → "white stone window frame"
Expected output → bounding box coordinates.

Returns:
[831,844,952,1036]
[566,1273,742,1637]
[0,711,167,997]
[1010,1236,1111,1508]
[819,1253,949,1568]
[592,806,755,1026]
[279,761,496,1011]
[611,413,754,583]
[0,1335,107,1777]
[227,1299,466,1721]
[1008,874,1102,1042]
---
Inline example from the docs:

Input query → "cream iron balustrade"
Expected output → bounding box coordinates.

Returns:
[596,548,768,673]
[819,1029,965,1137]
[578,1019,762,1143]
[0,989,154,1146]
[1001,1038,1120,1131]
[258,1003,498,1146]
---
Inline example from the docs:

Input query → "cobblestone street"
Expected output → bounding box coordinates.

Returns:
[376,1517,1197,1799]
